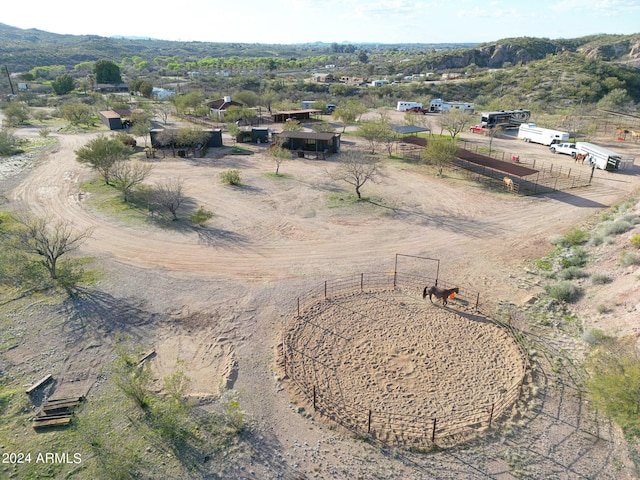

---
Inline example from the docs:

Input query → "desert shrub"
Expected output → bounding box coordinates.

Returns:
[588,233,605,246]
[561,247,587,268]
[630,234,640,249]
[590,272,611,284]
[596,304,609,314]
[583,328,607,345]
[620,251,640,267]
[622,213,640,224]
[557,266,586,280]
[190,207,213,227]
[564,228,588,246]
[544,281,582,303]
[601,220,633,236]
[220,169,241,186]
[585,336,640,435]
[535,258,553,271]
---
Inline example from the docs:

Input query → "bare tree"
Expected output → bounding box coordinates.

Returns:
[329,151,381,199]
[154,103,173,125]
[11,213,93,280]
[110,160,154,202]
[154,178,185,220]
[438,110,474,138]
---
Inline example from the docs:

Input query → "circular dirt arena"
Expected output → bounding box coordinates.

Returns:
[283,288,527,448]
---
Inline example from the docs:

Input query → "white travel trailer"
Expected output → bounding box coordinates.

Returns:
[397,101,422,111]
[576,142,622,171]
[429,98,474,113]
[517,124,569,146]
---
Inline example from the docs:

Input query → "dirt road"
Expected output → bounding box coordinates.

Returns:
[4,114,640,478]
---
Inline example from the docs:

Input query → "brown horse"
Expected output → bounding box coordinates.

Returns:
[574,153,589,164]
[423,285,459,306]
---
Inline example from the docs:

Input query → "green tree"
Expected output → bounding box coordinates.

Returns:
[75,134,133,184]
[333,100,367,133]
[51,74,76,95]
[0,129,19,156]
[93,59,122,84]
[597,88,634,112]
[421,137,458,176]
[2,102,30,127]
[61,103,93,126]
[438,109,474,139]
[269,144,291,175]
[233,90,259,107]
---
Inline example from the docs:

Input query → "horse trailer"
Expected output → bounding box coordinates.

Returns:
[479,109,531,129]
[397,101,422,112]
[575,142,622,171]
[517,124,569,146]
[429,98,474,113]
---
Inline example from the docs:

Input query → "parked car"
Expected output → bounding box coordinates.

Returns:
[406,106,429,114]
[470,125,490,134]
[549,142,578,157]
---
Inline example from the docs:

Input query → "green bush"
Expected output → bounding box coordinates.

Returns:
[190,207,213,227]
[557,266,586,280]
[544,281,582,302]
[586,336,640,435]
[590,272,611,285]
[583,328,607,345]
[619,251,640,267]
[561,247,587,268]
[601,220,633,236]
[564,227,588,246]
[630,234,640,249]
[220,169,242,186]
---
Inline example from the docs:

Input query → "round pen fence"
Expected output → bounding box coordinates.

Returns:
[282,264,528,450]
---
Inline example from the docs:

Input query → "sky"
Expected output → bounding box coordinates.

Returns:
[3,0,640,45]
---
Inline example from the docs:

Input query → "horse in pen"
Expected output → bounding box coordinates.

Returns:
[423,286,459,306]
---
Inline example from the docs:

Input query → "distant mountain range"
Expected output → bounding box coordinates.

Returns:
[0,22,639,74]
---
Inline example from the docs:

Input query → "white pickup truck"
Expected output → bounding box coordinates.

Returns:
[549,142,578,157]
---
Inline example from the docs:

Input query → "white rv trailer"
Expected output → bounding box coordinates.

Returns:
[575,142,622,171]
[397,101,422,112]
[429,98,474,113]
[517,123,569,146]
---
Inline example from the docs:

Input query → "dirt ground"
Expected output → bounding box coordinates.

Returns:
[3,109,640,479]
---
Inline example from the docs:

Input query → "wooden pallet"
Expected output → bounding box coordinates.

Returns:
[33,396,83,430]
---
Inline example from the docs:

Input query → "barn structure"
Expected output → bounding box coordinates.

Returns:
[99,110,123,130]
[274,131,341,158]
[271,109,322,123]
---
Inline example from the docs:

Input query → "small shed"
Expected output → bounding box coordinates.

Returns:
[275,131,340,158]
[99,110,123,130]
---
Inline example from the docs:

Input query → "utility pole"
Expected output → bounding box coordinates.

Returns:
[5,65,15,95]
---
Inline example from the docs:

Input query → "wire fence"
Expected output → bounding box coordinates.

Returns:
[282,269,529,449]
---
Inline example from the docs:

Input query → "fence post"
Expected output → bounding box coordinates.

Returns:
[432,418,437,442]
[324,281,327,299]
[475,292,480,310]
[361,273,364,291]
[313,385,316,411]
[297,297,300,318]
[368,409,372,433]
[488,403,495,428]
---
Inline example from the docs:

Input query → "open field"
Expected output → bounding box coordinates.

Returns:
[2,109,640,479]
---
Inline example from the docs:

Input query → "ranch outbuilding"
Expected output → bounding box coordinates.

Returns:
[274,131,341,158]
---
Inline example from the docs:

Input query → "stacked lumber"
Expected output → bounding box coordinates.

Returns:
[33,397,83,430]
